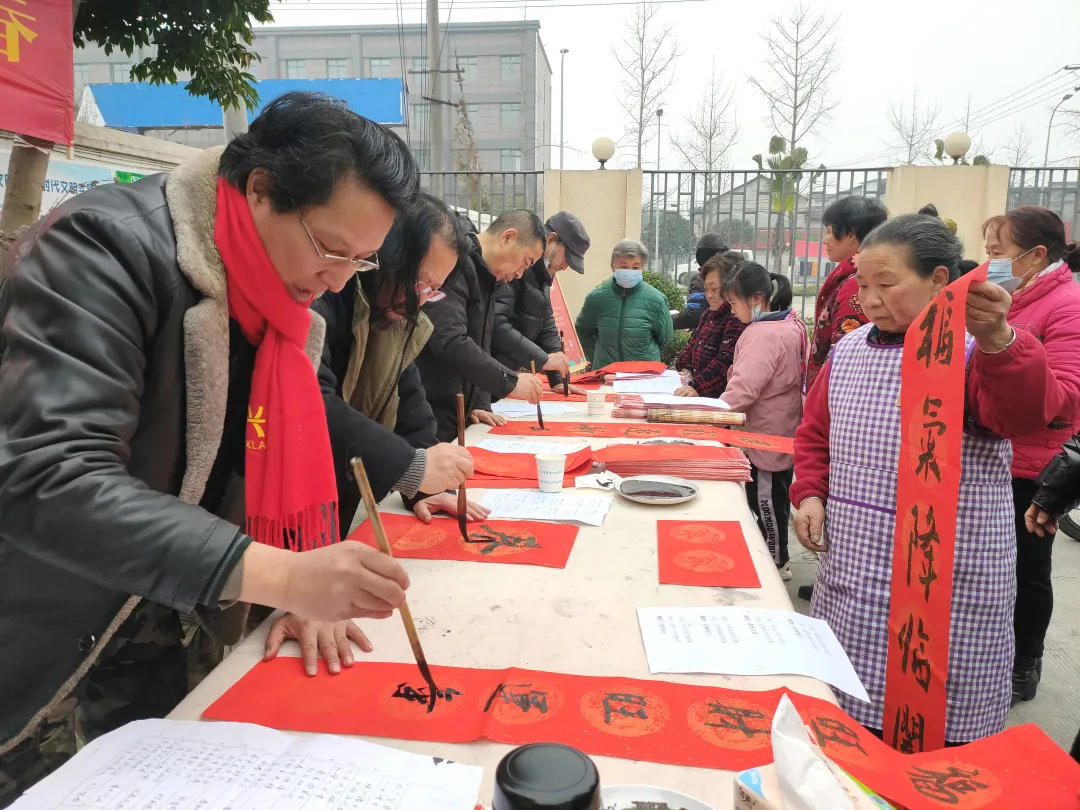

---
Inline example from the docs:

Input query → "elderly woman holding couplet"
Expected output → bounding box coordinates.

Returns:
[792,214,1055,744]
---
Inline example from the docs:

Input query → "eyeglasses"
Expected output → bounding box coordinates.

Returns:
[299,213,380,272]
[417,281,446,303]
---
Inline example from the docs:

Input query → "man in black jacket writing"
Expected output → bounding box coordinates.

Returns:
[492,210,591,391]
[415,209,546,442]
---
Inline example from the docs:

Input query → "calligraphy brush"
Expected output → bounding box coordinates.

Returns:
[559,330,569,397]
[530,360,546,430]
[350,456,441,713]
[455,392,470,542]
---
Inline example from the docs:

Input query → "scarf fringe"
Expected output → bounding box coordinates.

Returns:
[247,502,340,551]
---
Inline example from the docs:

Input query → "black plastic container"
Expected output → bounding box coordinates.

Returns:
[492,743,601,810]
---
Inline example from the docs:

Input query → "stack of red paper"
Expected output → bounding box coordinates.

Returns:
[469,446,594,488]
[571,360,667,386]
[594,444,751,482]
[612,394,649,419]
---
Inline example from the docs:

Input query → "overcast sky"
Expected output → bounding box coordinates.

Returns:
[271,0,1080,171]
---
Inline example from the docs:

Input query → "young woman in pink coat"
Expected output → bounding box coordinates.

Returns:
[721,261,809,580]
[983,206,1080,705]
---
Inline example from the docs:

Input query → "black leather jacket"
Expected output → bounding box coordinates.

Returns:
[1033,433,1080,517]
[414,219,517,441]
[492,258,564,387]
[0,148,322,749]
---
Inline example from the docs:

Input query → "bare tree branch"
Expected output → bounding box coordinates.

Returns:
[1003,124,1034,167]
[746,3,840,151]
[613,0,682,168]
[886,87,940,165]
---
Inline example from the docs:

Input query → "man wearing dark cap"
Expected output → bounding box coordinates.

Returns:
[672,232,729,331]
[493,211,591,390]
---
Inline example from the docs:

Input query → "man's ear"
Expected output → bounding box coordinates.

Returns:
[246,168,272,203]
[501,227,519,246]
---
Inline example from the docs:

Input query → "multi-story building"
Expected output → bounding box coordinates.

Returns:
[72,20,553,173]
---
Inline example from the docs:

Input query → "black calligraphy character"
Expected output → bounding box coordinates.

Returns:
[602,693,648,724]
[465,526,541,555]
[391,683,462,711]
[906,504,940,601]
[811,717,866,755]
[915,431,943,484]
[704,702,770,740]
[908,765,990,804]
[915,303,938,369]
[891,704,927,754]
[483,683,550,715]
[922,396,947,436]
[569,424,606,435]
[897,613,933,692]
[935,290,956,366]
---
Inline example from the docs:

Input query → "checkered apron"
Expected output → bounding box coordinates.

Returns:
[811,323,1015,743]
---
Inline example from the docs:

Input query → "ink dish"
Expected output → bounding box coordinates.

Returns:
[614,475,700,505]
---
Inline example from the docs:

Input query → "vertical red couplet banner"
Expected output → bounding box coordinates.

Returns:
[0,0,74,144]
[550,275,587,372]
[883,266,987,752]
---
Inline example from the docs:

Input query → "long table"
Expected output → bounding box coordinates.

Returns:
[169,401,836,808]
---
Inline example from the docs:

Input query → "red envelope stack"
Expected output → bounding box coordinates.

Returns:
[594,444,752,482]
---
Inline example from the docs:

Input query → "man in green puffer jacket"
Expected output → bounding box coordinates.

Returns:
[575,238,674,368]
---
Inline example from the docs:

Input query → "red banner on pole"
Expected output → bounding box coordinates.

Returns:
[883,266,987,752]
[550,274,587,372]
[0,0,74,144]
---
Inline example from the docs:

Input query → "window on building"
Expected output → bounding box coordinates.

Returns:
[412,56,428,74]
[285,59,306,79]
[466,103,479,119]
[411,104,430,130]
[74,64,91,87]
[456,56,477,83]
[414,149,430,170]
[500,103,522,131]
[500,149,522,171]
[111,63,132,82]
[369,58,391,78]
[500,55,522,83]
[327,58,349,79]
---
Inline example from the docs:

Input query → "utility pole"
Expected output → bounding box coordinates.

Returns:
[654,107,663,274]
[559,48,569,170]
[222,105,249,142]
[426,0,445,180]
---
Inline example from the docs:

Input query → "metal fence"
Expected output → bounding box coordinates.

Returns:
[1006,168,1079,240]
[420,171,543,230]
[642,168,890,318]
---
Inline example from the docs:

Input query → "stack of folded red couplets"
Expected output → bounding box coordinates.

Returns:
[570,360,667,386]
[468,446,594,488]
[594,444,752,482]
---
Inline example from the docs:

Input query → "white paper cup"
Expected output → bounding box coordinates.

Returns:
[587,391,606,416]
[536,453,567,493]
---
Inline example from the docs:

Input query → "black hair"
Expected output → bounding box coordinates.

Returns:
[487,209,546,246]
[219,91,419,214]
[822,196,889,243]
[958,259,980,276]
[918,203,940,218]
[695,232,729,268]
[860,214,964,282]
[363,192,469,323]
[723,261,793,311]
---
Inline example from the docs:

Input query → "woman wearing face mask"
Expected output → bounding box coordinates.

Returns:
[792,214,1056,745]
[673,250,748,397]
[574,239,673,369]
[982,206,1080,706]
[718,262,807,580]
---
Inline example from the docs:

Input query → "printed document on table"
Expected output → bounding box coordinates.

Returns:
[640,394,732,410]
[636,607,869,702]
[479,489,614,526]
[475,438,591,455]
[12,718,482,810]
[491,401,583,416]
[612,370,681,394]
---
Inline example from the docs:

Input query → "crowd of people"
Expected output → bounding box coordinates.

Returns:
[2,92,1080,803]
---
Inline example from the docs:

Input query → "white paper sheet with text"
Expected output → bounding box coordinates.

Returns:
[479,489,614,526]
[612,370,681,394]
[636,607,870,702]
[12,719,482,810]
[475,438,591,455]
[640,394,732,410]
[491,401,583,416]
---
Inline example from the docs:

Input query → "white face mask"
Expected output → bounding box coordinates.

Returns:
[987,246,1036,291]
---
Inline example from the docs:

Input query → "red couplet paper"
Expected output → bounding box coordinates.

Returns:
[468,446,594,489]
[883,266,987,753]
[0,0,74,144]
[657,520,760,588]
[202,660,1080,809]
[348,513,578,568]
[551,275,587,372]
[488,421,795,453]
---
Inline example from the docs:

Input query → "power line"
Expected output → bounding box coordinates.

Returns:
[275,0,714,11]
[972,80,1080,131]
[941,69,1063,131]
